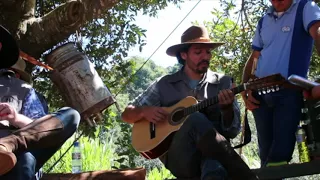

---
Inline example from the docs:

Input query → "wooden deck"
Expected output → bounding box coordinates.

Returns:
[40,161,320,180]
[252,160,320,179]
[166,160,320,180]
[41,167,146,180]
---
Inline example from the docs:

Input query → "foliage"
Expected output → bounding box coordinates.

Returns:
[43,56,176,178]
[30,0,185,136]
[147,166,175,180]
[30,0,320,179]
[43,134,114,173]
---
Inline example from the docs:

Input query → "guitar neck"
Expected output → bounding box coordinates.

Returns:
[183,84,246,116]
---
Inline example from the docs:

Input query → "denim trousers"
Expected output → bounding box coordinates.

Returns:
[163,112,228,180]
[0,107,80,180]
[252,89,303,167]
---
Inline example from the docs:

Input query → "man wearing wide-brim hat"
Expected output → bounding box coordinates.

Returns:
[122,25,258,179]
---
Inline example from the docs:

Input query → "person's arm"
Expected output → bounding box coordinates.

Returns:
[122,80,167,124]
[220,100,241,139]
[122,105,145,124]
[10,113,33,128]
[242,51,261,84]
[311,85,320,99]
[309,21,320,55]
[0,103,33,128]
[218,76,241,139]
[304,85,320,99]
[242,17,263,83]
[241,21,263,110]
[303,1,320,55]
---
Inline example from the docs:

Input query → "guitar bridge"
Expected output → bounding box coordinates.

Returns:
[150,122,155,139]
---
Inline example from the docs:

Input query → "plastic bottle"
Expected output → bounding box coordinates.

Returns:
[296,126,310,163]
[71,141,82,173]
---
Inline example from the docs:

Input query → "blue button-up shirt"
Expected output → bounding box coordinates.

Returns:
[0,69,47,119]
[21,88,47,119]
[252,0,320,78]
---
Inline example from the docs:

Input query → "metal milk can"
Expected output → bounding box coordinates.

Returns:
[46,43,115,125]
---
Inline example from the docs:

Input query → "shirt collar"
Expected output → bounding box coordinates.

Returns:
[267,0,297,16]
[0,69,15,76]
[168,67,220,84]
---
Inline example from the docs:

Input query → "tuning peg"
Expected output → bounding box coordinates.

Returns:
[262,88,266,94]
[276,85,280,91]
[267,88,271,93]
[271,86,276,92]
[258,90,262,95]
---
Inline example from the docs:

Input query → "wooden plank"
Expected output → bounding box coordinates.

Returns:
[41,167,146,180]
[252,160,320,179]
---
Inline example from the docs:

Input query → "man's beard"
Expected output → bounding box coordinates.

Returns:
[195,60,209,74]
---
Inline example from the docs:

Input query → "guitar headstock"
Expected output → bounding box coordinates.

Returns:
[245,73,286,95]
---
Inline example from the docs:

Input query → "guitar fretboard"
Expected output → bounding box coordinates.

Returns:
[183,84,245,116]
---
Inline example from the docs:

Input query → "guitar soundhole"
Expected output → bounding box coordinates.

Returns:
[171,109,185,123]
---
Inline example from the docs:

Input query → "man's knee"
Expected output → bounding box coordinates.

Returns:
[54,107,80,131]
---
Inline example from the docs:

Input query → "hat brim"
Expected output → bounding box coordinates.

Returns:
[166,42,224,57]
[13,69,31,83]
[0,25,19,68]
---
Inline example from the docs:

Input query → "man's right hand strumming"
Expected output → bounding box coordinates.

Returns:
[141,106,168,124]
[121,105,168,124]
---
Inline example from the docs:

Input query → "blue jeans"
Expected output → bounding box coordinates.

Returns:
[252,89,303,166]
[162,112,227,180]
[0,107,80,180]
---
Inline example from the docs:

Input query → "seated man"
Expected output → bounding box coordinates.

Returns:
[122,26,258,180]
[0,58,49,180]
[0,25,81,179]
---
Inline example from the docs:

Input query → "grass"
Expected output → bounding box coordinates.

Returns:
[42,134,174,179]
[147,166,175,180]
[42,135,115,173]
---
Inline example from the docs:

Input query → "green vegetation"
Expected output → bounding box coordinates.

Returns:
[29,0,320,179]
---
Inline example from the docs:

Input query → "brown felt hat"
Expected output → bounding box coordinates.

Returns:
[0,25,19,68]
[166,25,224,57]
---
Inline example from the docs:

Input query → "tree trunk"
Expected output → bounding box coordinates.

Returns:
[0,0,119,63]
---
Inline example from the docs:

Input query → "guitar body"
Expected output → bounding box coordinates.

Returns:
[131,96,198,159]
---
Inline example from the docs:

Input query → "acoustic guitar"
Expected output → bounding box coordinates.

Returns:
[131,73,287,159]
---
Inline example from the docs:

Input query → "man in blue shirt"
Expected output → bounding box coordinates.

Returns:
[241,0,320,167]
[0,25,81,179]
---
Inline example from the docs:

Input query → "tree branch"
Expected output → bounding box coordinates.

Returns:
[241,0,254,32]
[0,0,20,7]
[21,0,36,18]
[83,0,119,19]
[0,0,32,33]
[18,0,120,59]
